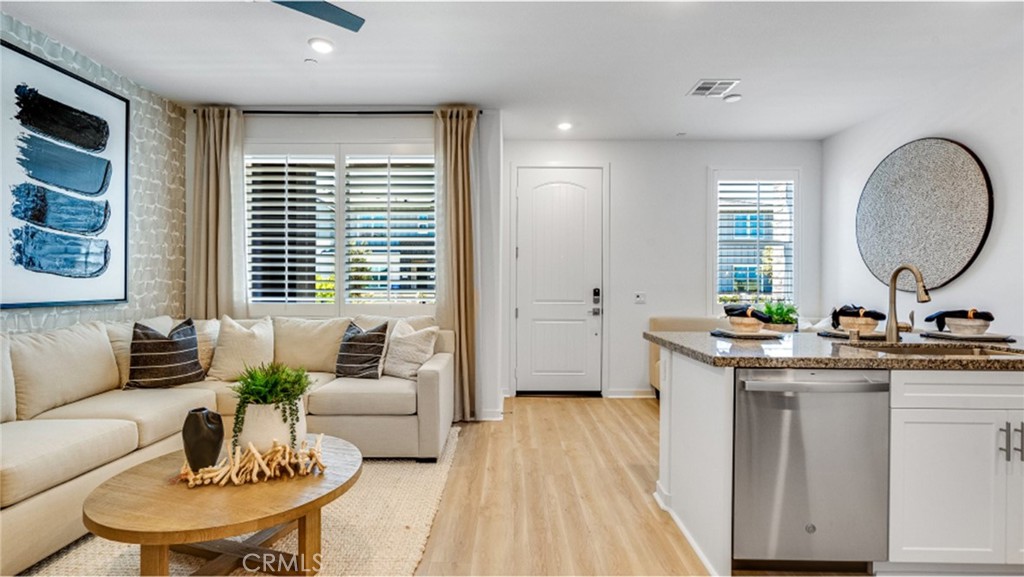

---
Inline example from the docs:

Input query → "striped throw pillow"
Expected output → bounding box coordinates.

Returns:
[126,319,206,388]
[335,322,388,379]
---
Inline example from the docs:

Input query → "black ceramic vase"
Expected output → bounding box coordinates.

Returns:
[182,407,223,471]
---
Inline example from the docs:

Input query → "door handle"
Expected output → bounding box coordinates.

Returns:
[743,380,889,393]
[999,422,1012,462]
[1014,422,1023,462]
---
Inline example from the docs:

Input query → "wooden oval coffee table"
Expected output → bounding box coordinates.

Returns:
[83,435,362,576]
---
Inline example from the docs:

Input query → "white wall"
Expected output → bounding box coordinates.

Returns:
[821,55,1024,335]
[501,140,822,397]
[474,110,504,420]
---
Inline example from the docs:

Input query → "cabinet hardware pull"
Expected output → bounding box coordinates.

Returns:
[999,422,1012,462]
[1015,422,1023,462]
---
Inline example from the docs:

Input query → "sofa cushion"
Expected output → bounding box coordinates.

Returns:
[273,317,351,373]
[307,376,417,416]
[106,316,175,386]
[181,372,336,416]
[193,319,220,372]
[33,387,216,447]
[335,322,388,379]
[354,314,436,335]
[0,419,138,507]
[207,316,274,381]
[1,335,14,423]
[383,320,438,379]
[127,319,205,388]
[11,321,120,420]
[435,329,455,354]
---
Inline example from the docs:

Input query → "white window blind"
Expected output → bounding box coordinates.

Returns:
[344,155,436,304]
[715,178,795,304]
[244,155,337,304]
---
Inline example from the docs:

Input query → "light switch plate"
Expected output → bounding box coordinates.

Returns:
[633,292,647,304]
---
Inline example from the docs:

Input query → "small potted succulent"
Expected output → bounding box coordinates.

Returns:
[231,362,311,452]
[761,301,799,332]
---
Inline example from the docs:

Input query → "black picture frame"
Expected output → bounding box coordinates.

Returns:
[1,39,130,309]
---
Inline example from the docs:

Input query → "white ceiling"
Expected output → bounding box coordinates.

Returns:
[2,1,1022,140]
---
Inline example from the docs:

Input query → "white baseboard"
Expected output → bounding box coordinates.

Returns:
[603,388,657,399]
[654,482,671,510]
[654,490,718,576]
[476,408,504,421]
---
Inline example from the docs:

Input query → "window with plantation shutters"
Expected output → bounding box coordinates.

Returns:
[245,155,337,304]
[714,176,796,305]
[344,155,436,304]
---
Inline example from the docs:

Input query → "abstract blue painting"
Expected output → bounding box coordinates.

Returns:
[2,41,128,308]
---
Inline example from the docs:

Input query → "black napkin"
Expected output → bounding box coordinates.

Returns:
[924,309,994,332]
[724,304,771,323]
[830,304,887,329]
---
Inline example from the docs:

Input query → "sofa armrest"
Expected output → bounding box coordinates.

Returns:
[416,352,454,459]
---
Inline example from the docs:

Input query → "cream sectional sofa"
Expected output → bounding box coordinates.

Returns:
[0,315,454,575]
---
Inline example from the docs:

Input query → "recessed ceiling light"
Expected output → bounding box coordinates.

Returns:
[557,122,573,131]
[723,94,743,103]
[308,37,334,54]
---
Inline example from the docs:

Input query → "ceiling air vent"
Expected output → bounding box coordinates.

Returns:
[688,79,740,98]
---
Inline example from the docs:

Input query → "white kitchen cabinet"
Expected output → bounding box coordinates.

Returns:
[889,371,1024,566]
[1007,410,1024,564]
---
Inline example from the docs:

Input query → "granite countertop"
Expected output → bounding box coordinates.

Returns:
[644,331,1024,371]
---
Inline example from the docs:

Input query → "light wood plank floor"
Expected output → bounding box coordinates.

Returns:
[417,396,709,576]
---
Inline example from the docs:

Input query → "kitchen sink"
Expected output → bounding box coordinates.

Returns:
[848,344,1024,357]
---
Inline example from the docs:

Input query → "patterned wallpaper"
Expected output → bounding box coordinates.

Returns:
[1,14,187,333]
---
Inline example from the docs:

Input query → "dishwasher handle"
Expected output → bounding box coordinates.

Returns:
[743,379,890,393]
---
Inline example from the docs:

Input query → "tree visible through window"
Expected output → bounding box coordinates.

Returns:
[344,155,436,304]
[715,178,795,304]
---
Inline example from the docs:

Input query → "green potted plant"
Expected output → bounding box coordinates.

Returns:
[231,362,311,452]
[761,301,799,332]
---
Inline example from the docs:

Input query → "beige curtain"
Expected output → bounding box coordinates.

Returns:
[186,107,244,319]
[435,106,479,421]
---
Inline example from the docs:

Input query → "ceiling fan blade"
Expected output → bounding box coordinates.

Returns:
[272,1,365,33]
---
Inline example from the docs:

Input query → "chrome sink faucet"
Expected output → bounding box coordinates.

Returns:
[886,264,931,343]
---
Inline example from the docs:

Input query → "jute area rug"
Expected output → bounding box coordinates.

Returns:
[24,427,459,577]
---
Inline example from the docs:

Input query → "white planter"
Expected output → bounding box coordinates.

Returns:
[237,400,307,452]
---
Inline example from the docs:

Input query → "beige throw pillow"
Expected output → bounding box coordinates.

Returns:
[11,322,119,419]
[273,317,351,373]
[207,316,274,381]
[193,319,220,372]
[383,320,439,380]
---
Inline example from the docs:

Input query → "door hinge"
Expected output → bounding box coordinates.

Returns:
[516,246,519,259]
[515,307,519,319]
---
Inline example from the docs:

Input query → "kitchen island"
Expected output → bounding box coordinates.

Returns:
[644,330,1024,576]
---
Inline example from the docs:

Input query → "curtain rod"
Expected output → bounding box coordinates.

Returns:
[188,109,483,116]
[242,110,436,116]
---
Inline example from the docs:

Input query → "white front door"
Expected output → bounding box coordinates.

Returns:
[515,167,603,392]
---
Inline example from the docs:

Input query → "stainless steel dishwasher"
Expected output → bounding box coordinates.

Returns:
[733,368,890,563]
